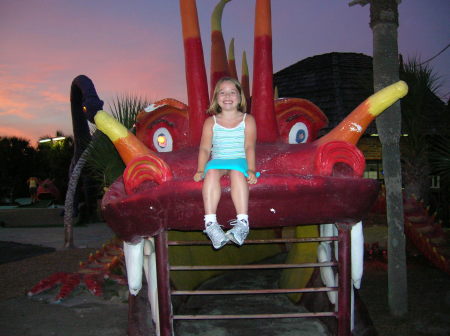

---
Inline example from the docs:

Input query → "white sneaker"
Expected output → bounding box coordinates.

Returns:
[203,222,228,249]
[225,219,249,246]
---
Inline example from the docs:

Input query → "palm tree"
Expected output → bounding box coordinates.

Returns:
[400,58,444,203]
[430,133,450,226]
[349,0,408,316]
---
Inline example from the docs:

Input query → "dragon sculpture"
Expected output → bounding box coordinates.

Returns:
[29,0,410,335]
[91,1,407,335]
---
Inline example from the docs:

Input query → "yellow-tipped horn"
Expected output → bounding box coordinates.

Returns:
[316,81,408,145]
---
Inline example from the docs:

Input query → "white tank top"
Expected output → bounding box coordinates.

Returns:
[211,114,246,159]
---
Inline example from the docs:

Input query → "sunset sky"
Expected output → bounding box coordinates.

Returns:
[1,0,449,146]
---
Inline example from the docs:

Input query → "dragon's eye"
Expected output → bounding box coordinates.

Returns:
[157,135,167,147]
[153,127,173,152]
[288,122,309,144]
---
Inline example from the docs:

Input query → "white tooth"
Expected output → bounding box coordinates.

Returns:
[351,221,364,289]
[124,239,144,295]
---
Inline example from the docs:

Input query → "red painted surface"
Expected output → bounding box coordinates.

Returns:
[155,232,173,335]
[180,0,209,145]
[275,98,328,143]
[210,30,230,96]
[37,178,60,201]
[183,38,209,145]
[372,191,450,275]
[135,101,189,152]
[228,59,237,80]
[337,224,351,336]
[251,36,278,142]
[102,144,378,243]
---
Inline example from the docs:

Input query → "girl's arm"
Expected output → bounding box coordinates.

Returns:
[244,114,257,184]
[194,117,214,182]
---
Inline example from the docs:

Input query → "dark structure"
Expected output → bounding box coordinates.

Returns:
[274,52,448,181]
[274,52,375,135]
[274,51,447,137]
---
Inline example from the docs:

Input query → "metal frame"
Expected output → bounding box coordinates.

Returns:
[155,223,353,336]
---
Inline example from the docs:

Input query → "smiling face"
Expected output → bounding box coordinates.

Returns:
[217,80,240,112]
[208,77,247,115]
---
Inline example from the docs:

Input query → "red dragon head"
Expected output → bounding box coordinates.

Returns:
[95,0,407,243]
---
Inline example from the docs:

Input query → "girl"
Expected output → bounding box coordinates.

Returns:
[193,77,258,249]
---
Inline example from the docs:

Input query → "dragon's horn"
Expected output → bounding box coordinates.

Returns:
[94,111,172,193]
[228,38,238,79]
[180,0,209,145]
[210,0,231,95]
[251,0,278,142]
[316,81,408,145]
[241,51,250,103]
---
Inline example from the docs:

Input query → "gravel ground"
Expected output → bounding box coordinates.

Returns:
[359,256,450,336]
[0,241,449,335]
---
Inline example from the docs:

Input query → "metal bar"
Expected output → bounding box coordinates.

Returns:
[170,261,336,271]
[173,312,337,320]
[155,231,173,336]
[172,286,338,295]
[337,223,351,336]
[168,236,337,246]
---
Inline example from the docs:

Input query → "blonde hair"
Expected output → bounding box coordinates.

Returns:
[207,77,247,115]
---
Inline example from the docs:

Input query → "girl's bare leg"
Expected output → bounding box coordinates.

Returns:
[229,170,249,215]
[203,169,227,214]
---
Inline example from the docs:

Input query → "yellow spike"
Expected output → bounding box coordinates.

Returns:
[211,0,231,31]
[367,80,408,117]
[94,110,128,142]
[228,38,235,61]
[242,51,248,76]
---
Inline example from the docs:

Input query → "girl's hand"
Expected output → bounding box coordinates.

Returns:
[193,171,204,182]
[247,170,257,184]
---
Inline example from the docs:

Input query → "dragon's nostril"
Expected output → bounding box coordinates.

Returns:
[332,162,355,178]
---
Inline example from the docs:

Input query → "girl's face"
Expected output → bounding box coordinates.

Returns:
[217,81,240,112]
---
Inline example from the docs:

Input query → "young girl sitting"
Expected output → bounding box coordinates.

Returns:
[193,77,258,249]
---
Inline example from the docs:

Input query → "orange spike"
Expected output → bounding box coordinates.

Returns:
[210,0,231,95]
[251,0,278,142]
[179,0,209,145]
[228,38,238,79]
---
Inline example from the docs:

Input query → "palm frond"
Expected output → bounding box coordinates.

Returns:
[84,95,151,193]
[109,95,150,130]
[430,135,450,184]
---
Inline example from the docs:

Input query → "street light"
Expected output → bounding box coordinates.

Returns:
[38,136,66,144]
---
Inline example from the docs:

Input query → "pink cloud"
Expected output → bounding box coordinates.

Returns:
[0,125,34,142]
[41,90,69,103]
[0,88,34,120]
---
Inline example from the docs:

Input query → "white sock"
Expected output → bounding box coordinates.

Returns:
[237,214,249,225]
[204,214,217,227]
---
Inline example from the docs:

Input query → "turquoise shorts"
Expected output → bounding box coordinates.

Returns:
[204,158,260,178]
